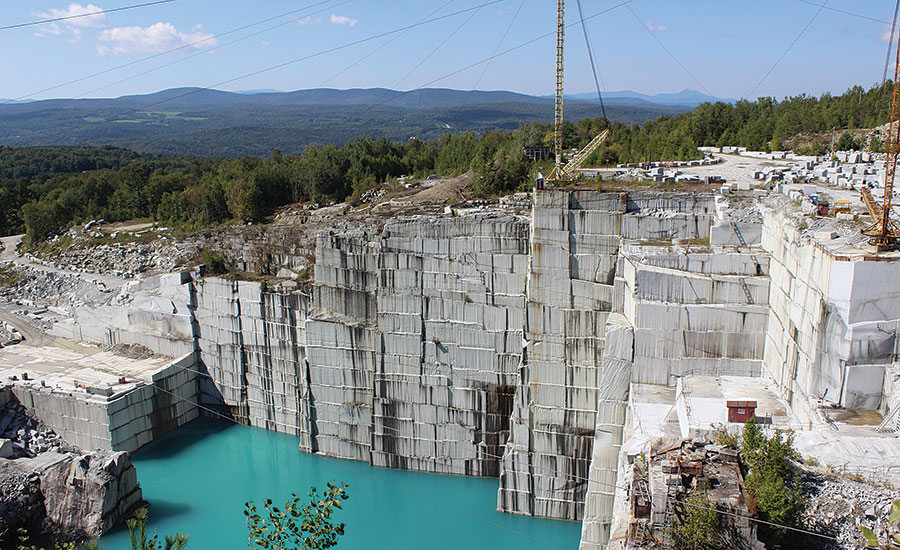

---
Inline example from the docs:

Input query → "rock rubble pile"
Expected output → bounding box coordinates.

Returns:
[28,238,193,279]
[0,399,76,458]
[803,471,900,549]
[0,267,105,310]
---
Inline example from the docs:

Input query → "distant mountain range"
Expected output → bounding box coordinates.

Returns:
[566,89,735,107]
[0,87,694,157]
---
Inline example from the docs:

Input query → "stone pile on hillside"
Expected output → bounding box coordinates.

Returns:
[30,239,193,279]
[0,267,103,310]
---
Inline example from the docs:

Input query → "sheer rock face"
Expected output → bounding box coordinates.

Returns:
[0,462,42,531]
[38,451,143,539]
[196,214,530,477]
[0,450,142,539]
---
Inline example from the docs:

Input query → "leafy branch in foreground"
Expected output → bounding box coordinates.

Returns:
[245,482,349,550]
[860,498,900,549]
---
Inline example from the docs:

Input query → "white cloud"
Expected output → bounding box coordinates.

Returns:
[97,22,216,55]
[32,3,108,39]
[33,3,109,28]
[646,20,667,32]
[297,16,322,26]
[34,22,62,37]
[330,14,358,27]
[260,40,270,46]
[881,24,896,44]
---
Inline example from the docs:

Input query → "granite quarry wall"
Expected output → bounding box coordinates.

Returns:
[761,207,900,426]
[12,353,199,453]
[195,215,530,475]
[39,189,900,549]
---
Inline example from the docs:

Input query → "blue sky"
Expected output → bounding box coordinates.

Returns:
[0,0,896,101]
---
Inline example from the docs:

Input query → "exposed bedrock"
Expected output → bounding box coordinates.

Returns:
[0,389,142,539]
[41,188,900,548]
[760,206,900,426]
[196,214,529,476]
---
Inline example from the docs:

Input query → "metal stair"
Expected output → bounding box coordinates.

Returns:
[739,278,754,304]
[877,405,899,433]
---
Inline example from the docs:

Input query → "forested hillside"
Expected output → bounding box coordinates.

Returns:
[0,88,685,157]
[2,82,893,245]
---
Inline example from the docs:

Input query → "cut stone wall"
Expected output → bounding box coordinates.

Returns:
[579,313,634,550]
[194,215,530,476]
[52,273,195,358]
[498,191,719,521]
[622,250,769,386]
[761,207,898,424]
[12,353,199,453]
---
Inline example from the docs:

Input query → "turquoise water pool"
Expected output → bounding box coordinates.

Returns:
[100,418,581,549]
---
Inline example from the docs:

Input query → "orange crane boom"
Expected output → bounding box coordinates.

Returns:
[863,21,900,248]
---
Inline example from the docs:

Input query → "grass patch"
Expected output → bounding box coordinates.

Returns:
[25,234,73,258]
[0,265,25,289]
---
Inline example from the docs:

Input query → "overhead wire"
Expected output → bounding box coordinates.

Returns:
[317,0,458,88]
[0,0,176,31]
[3,0,344,104]
[107,1,505,115]
[379,0,493,110]
[365,0,637,113]
[16,0,503,142]
[54,0,629,124]
[745,0,830,99]
[70,0,352,101]
[792,0,891,25]
[77,353,569,550]
[575,0,607,120]
[622,2,714,98]
[461,0,527,107]
[884,0,900,86]
[84,344,839,543]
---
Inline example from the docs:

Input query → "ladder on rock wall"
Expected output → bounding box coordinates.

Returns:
[731,221,761,305]
[731,221,763,274]
[739,279,754,305]
[660,507,676,549]
[630,520,652,547]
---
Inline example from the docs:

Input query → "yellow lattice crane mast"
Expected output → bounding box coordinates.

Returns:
[549,0,566,181]
[863,26,900,249]
[547,0,610,184]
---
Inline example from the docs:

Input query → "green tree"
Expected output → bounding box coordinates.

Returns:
[245,482,349,550]
[127,508,189,550]
[740,419,807,549]
[837,131,859,151]
[672,490,718,550]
